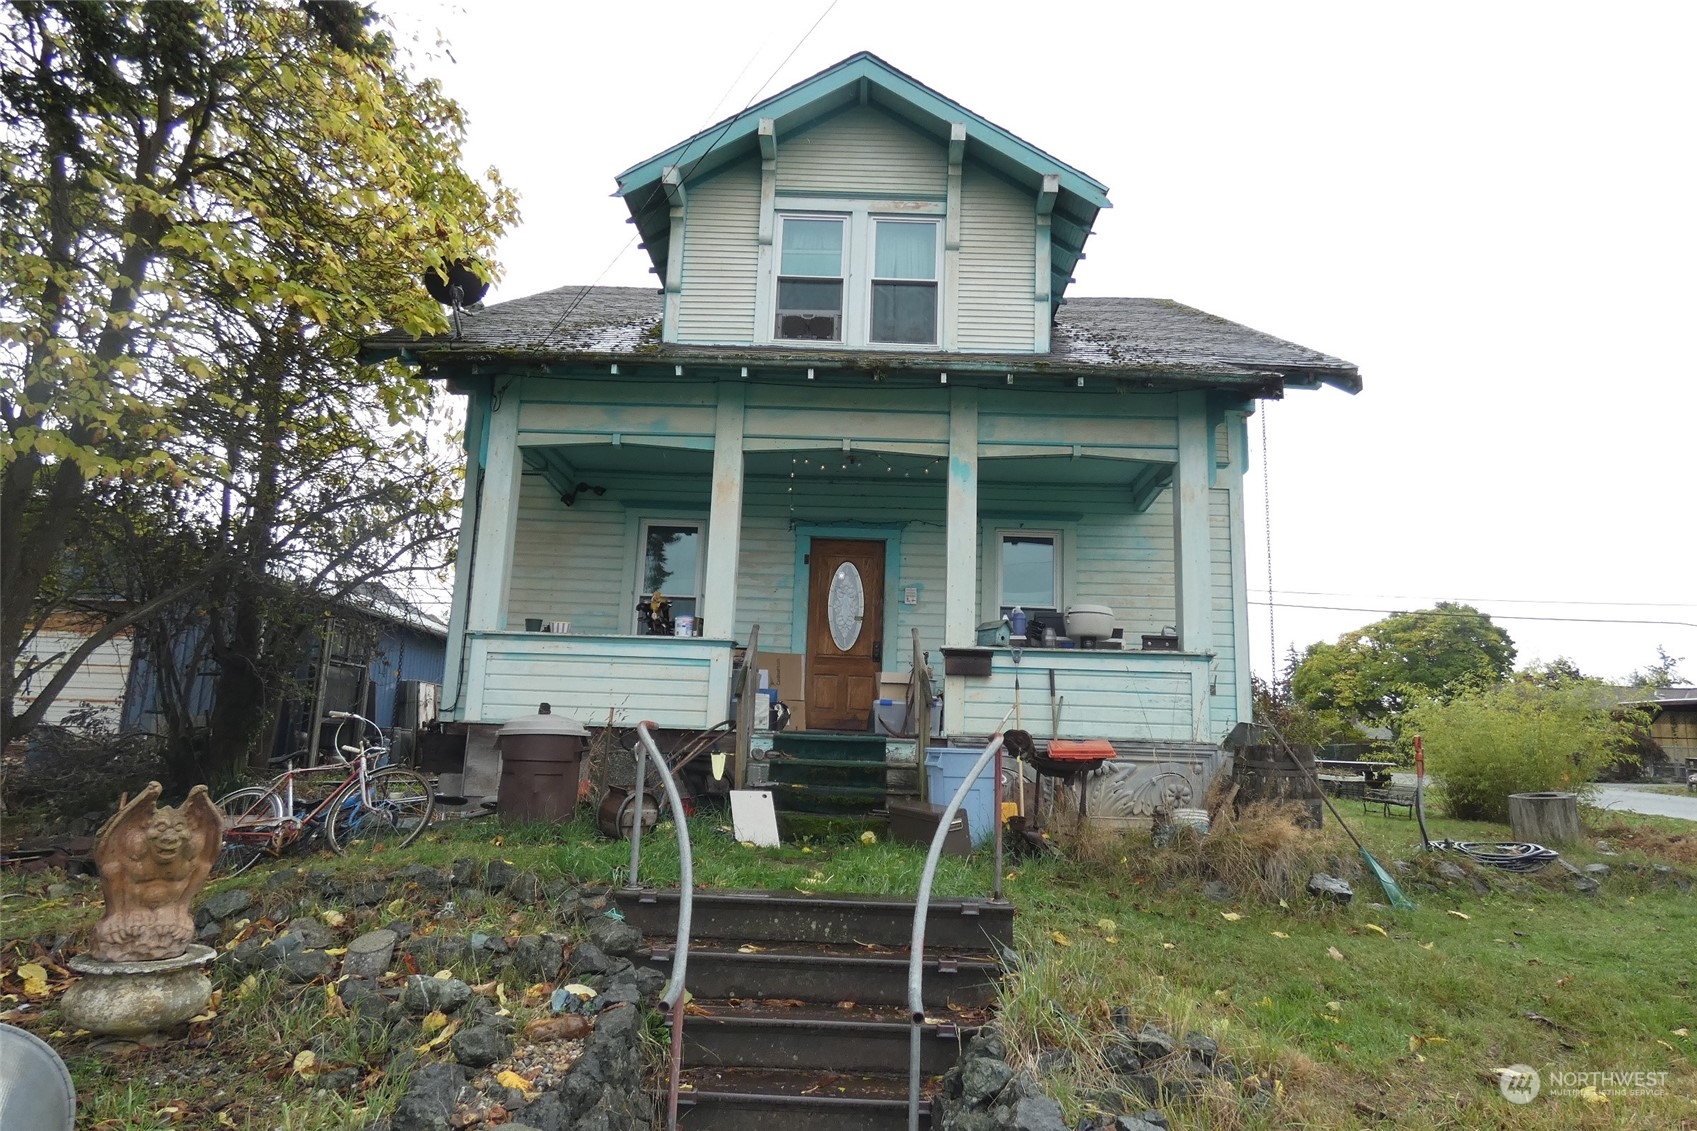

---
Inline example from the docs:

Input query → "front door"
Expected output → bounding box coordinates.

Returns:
[806,538,885,731]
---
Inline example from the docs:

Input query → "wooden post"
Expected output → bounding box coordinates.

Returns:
[1508,792,1581,847]
[943,386,978,736]
[466,384,523,635]
[702,381,746,639]
[1172,391,1213,658]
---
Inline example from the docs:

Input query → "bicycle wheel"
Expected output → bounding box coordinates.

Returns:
[213,786,286,878]
[325,768,435,853]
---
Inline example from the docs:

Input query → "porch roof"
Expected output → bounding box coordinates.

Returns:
[367,286,1361,394]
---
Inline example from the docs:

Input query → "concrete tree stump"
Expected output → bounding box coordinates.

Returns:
[1508,792,1581,847]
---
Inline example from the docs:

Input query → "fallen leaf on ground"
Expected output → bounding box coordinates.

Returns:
[1327,946,1344,961]
[292,1049,317,1077]
[1049,931,1071,947]
[16,964,47,998]
[387,898,407,916]
[1674,1027,1690,1038]
[1270,931,1289,939]
[1096,918,1118,934]
[1326,1001,1341,1012]
[523,1015,591,1043]
[1446,910,1470,921]
[1419,941,1435,950]
[496,1069,541,1100]
[322,910,346,928]
[414,1018,460,1052]
[1362,923,1388,937]
[420,1010,449,1034]
[1578,1085,1609,1104]
[1161,942,1175,950]
[737,944,766,953]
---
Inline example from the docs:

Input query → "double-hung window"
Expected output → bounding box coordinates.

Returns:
[870,219,938,343]
[776,217,845,341]
[772,210,941,347]
[635,520,704,633]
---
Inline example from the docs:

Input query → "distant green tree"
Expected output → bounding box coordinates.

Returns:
[1625,646,1686,691]
[1290,603,1516,735]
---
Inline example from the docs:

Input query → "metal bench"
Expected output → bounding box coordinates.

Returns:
[1363,785,1416,818]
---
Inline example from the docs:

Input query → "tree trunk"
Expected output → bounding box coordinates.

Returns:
[1507,792,1581,847]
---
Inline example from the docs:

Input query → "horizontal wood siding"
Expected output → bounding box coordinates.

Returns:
[961,653,1206,741]
[1209,488,1238,739]
[471,634,731,729]
[676,162,761,344]
[735,474,949,656]
[15,627,132,727]
[743,383,950,453]
[507,475,625,633]
[776,106,947,197]
[957,166,1035,352]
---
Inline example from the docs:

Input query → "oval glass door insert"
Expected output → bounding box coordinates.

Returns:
[827,561,865,651]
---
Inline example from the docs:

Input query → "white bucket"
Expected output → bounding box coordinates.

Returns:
[674,615,697,637]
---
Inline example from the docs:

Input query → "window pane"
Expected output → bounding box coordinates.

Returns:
[871,281,937,343]
[777,279,843,314]
[780,218,843,277]
[874,221,936,280]
[1001,536,1056,608]
[644,525,700,597]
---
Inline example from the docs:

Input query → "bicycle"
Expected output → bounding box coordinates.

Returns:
[213,711,435,877]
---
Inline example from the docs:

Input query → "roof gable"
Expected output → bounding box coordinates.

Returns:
[615,52,1110,311]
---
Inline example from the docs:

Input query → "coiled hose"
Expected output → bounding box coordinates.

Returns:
[1432,839,1560,873]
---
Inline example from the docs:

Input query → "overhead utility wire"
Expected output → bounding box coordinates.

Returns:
[1246,600,1697,630]
[537,0,841,344]
[1249,588,1695,610]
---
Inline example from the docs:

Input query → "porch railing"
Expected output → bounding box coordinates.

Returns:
[905,725,1008,1131]
[629,721,694,1131]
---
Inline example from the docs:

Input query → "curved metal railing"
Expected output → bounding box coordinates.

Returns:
[630,721,694,1131]
[906,730,1007,1131]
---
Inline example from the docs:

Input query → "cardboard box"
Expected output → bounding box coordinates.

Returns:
[877,669,913,703]
[763,652,808,732]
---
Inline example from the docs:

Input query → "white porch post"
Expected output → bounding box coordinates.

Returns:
[438,390,487,722]
[702,380,746,639]
[944,385,979,734]
[465,384,523,639]
[1173,392,1214,740]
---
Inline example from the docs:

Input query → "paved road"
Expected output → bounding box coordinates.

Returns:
[1389,775,1697,822]
[1589,783,1697,822]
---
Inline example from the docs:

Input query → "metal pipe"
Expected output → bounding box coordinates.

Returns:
[628,732,647,888]
[991,737,1004,903]
[636,722,694,1131]
[907,733,1005,1131]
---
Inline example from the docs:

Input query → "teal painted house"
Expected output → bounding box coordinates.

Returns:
[371,54,1358,816]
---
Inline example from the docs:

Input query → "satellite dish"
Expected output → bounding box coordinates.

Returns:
[0,1023,75,1130]
[423,259,489,308]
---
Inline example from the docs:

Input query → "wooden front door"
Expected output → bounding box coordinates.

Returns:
[806,538,885,731]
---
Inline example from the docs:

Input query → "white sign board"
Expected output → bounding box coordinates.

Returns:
[729,790,781,847]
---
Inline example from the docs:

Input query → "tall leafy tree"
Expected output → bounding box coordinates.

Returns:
[0,0,516,751]
[1290,602,1516,733]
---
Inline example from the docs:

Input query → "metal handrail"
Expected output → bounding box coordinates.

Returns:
[630,721,694,1131]
[906,729,1007,1131]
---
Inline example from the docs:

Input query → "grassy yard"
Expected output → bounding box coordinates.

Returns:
[2,800,1693,1130]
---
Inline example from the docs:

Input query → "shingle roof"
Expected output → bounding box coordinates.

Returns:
[368,285,1360,393]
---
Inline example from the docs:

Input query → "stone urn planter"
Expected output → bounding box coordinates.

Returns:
[59,945,217,1037]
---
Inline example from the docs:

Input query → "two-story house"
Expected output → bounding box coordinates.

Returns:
[369,52,1358,817]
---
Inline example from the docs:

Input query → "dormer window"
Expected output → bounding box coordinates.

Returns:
[776,216,845,341]
[770,207,942,348]
[871,220,937,344]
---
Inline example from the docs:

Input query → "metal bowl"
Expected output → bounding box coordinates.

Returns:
[0,1022,75,1130]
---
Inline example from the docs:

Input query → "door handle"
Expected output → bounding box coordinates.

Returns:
[872,640,883,663]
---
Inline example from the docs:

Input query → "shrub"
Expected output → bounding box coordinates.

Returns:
[1407,678,1640,823]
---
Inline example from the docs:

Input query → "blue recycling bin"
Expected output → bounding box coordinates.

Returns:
[924,746,995,847]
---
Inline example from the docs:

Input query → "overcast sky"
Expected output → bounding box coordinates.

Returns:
[394,0,1697,685]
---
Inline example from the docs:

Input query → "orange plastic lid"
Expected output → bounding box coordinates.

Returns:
[1047,739,1116,761]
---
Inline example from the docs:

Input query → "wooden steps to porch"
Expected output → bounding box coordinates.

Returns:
[614,887,1013,1130]
[765,732,891,814]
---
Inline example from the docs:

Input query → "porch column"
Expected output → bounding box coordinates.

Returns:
[438,389,487,722]
[701,380,746,639]
[465,384,523,637]
[1172,391,1214,659]
[944,385,979,734]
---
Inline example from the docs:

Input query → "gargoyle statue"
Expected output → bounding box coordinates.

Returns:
[89,782,223,962]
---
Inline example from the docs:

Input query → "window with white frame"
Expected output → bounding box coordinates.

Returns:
[997,531,1060,616]
[775,216,846,341]
[772,209,941,347]
[635,520,704,632]
[870,219,938,343]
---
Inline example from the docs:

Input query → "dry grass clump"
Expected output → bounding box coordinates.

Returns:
[1069,800,1350,903]
[1583,817,1697,865]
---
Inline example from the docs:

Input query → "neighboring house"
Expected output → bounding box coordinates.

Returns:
[14,612,136,729]
[18,583,446,761]
[1622,687,1697,772]
[368,53,1358,816]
